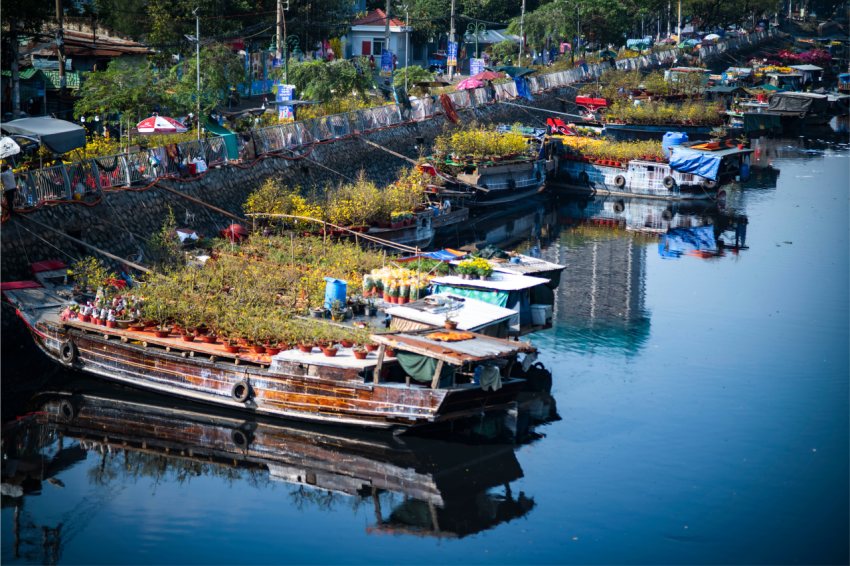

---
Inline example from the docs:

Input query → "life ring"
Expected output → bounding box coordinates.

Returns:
[59,399,76,422]
[661,208,674,221]
[231,428,253,449]
[59,340,76,366]
[578,172,589,184]
[702,178,718,189]
[798,112,806,119]
[614,175,626,188]
[231,381,252,403]
[613,200,625,213]
[662,176,676,189]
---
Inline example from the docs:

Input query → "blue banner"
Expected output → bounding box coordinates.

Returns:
[447,42,458,67]
[380,49,393,77]
[470,58,485,76]
[277,84,295,121]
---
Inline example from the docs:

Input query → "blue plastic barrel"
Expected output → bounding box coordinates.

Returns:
[663,132,688,158]
[323,277,347,310]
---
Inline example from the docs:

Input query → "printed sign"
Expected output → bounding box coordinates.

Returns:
[470,58,485,76]
[273,58,280,69]
[380,49,393,77]
[277,84,295,121]
[447,42,458,67]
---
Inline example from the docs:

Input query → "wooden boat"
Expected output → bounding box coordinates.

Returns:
[3,378,535,538]
[3,283,533,433]
[552,144,753,201]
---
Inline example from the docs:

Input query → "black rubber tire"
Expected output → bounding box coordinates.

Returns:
[661,209,674,221]
[662,176,676,189]
[578,172,589,185]
[613,200,625,213]
[614,175,626,188]
[59,340,76,366]
[59,399,76,422]
[702,178,718,189]
[231,381,251,403]
[231,428,253,449]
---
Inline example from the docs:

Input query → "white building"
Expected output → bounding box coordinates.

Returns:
[349,9,411,67]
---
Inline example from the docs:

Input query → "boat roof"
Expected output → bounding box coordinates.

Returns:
[685,145,754,157]
[789,64,824,71]
[370,332,535,366]
[386,293,516,332]
[270,347,392,370]
[431,272,551,291]
[450,254,565,276]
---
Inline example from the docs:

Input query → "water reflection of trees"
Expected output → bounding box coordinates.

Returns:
[81,443,271,492]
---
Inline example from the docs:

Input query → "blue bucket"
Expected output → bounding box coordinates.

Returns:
[323,278,347,310]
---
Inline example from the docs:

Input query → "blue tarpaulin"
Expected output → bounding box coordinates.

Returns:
[402,250,465,262]
[658,226,717,259]
[669,147,721,180]
[514,77,533,101]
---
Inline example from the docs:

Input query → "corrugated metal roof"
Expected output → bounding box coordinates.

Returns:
[387,293,515,331]
[489,255,565,276]
[0,69,42,80]
[790,64,824,71]
[432,273,550,291]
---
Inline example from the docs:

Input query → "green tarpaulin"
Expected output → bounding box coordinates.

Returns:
[743,113,783,134]
[395,351,455,386]
[203,117,238,160]
[433,285,509,307]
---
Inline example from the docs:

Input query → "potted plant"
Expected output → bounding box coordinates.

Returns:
[474,258,493,280]
[444,307,458,330]
[321,343,338,357]
[735,134,749,150]
[397,284,409,305]
[365,299,378,317]
[353,347,368,360]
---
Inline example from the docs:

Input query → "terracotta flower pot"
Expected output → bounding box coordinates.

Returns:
[265,347,282,356]
[106,320,117,329]
[340,340,354,348]
[353,350,368,360]
[201,335,218,344]
[386,348,396,358]
[128,324,145,331]
[251,345,266,354]
[365,344,378,352]
[378,221,391,228]
[298,344,314,353]
[445,321,458,330]
[154,330,170,338]
[383,292,391,302]
[79,315,91,323]
[223,344,240,353]
[181,334,196,343]
[193,326,208,336]
[322,347,338,357]
[398,297,409,304]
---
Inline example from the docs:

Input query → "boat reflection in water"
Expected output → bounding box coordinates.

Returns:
[2,369,560,549]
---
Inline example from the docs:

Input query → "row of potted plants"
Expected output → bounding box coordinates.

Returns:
[456,258,494,280]
[432,122,532,163]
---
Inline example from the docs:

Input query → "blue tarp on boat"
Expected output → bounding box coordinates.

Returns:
[669,147,721,180]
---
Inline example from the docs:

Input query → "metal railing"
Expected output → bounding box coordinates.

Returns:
[8,29,778,210]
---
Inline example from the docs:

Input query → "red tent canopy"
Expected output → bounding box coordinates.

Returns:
[470,71,505,81]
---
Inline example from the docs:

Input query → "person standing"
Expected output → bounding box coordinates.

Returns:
[369,54,375,71]
[1,164,18,212]
[487,80,496,103]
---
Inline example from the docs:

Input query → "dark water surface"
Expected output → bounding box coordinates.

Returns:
[2,135,848,565]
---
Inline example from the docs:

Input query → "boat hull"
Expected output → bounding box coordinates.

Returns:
[556,160,721,200]
[19,313,523,432]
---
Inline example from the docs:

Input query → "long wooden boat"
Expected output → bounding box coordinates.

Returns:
[3,378,535,538]
[3,283,533,433]
[552,144,753,201]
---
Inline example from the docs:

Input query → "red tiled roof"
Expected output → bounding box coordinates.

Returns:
[352,9,405,27]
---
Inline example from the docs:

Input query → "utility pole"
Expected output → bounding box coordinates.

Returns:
[520,0,526,62]
[449,0,456,80]
[677,0,682,40]
[55,0,66,112]
[384,0,391,65]
[11,20,20,118]
[277,0,283,59]
[667,0,671,38]
[401,4,409,91]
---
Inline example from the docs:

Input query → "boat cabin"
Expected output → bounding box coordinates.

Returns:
[386,293,518,337]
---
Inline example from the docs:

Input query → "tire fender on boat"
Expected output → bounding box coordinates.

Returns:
[662,176,676,189]
[661,208,675,221]
[231,428,253,448]
[613,200,625,213]
[231,381,252,403]
[614,175,626,188]
[59,399,76,422]
[59,340,76,366]
[702,178,718,189]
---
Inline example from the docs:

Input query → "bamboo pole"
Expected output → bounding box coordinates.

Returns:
[154,183,248,226]
[17,216,152,273]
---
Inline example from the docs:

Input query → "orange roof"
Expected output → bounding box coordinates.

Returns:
[352,9,405,27]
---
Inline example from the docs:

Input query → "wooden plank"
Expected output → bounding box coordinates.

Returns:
[373,344,386,384]
[430,360,444,390]
[370,335,464,365]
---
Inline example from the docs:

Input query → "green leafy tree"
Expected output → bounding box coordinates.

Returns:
[393,65,434,91]
[287,58,374,103]
[74,60,172,121]
[169,44,246,114]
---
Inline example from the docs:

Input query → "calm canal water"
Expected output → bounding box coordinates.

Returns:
[2,133,848,564]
